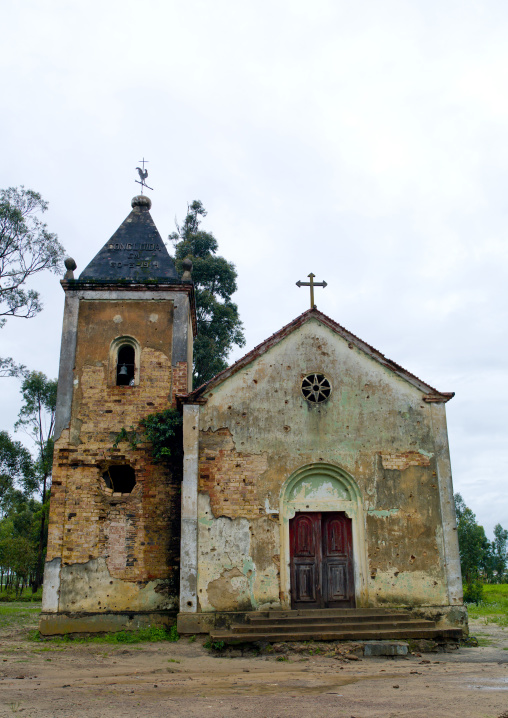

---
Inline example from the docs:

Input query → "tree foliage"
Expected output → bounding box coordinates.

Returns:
[0,186,64,377]
[169,200,245,386]
[455,493,490,585]
[0,187,64,324]
[0,431,36,513]
[140,408,183,464]
[14,371,57,590]
[492,523,508,580]
[0,493,42,596]
[455,493,508,592]
[0,356,26,379]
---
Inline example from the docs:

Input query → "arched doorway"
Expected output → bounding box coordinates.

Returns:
[279,463,368,610]
[290,511,354,608]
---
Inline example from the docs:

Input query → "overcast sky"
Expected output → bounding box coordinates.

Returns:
[1,0,507,537]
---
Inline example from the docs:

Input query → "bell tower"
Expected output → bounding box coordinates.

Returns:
[40,195,196,635]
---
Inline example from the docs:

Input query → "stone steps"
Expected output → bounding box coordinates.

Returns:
[231,620,436,634]
[210,626,463,644]
[247,613,414,627]
[245,608,412,619]
[208,608,462,645]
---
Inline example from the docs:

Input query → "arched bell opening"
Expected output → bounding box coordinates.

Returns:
[116,344,135,386]
[109,336,140,387]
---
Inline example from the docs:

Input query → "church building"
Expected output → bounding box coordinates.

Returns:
[40,195,467,641]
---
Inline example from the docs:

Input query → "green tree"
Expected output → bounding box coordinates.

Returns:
[0,186,64,377]
[15,371,57,589]
[492,523,508,582]
[0,492,42,593]
[454,493,491,585]
[169,200,245,386]
[0,430,36,514]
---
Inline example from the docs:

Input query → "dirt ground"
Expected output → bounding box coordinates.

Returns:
[1,608,507,718]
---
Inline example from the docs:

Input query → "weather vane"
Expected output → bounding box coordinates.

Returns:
[296,273,327,309]
[135,157,153,193]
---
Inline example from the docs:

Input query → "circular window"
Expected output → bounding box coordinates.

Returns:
[301,373,332,403]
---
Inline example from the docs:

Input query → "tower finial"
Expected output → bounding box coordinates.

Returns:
[135,157,153,194]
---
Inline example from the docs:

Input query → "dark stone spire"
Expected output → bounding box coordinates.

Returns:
[79,195,179,282]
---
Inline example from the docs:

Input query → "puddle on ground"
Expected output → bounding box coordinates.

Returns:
[468,676,508,691]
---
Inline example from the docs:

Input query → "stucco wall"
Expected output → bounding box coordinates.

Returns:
[194,319,456,612]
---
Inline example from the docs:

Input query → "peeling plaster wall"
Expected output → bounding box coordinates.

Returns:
[195,319,457,611]
[196,494,280,612]
[45,294,188,616]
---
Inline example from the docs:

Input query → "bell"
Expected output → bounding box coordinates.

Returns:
[118,364,128,376]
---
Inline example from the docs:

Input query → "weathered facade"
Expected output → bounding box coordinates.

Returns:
[40,195,196,635]
[41,195,465,637]
[177,310,465,634]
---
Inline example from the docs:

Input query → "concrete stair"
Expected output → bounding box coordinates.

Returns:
[209,608,462,645]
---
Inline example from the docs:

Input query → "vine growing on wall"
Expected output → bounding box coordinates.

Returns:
[112,409,183,465]
[112,426,138,450]
[140,408,183,463]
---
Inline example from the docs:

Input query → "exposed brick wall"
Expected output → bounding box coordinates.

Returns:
[198,428,268,520]
[379,451,431,471]
[171,361,188,404]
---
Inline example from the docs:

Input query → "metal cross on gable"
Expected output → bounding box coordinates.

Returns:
[296,273,328,309]
[135,157,153,193]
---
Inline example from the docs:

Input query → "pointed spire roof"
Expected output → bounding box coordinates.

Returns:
[79,195,179,282]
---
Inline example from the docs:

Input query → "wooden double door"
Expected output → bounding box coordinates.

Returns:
[290,512,355,609]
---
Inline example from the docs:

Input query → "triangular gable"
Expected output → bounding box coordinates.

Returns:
[79,196,180,283]
[183,308,454,403]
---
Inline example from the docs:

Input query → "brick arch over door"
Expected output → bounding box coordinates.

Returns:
[278,463,369,609]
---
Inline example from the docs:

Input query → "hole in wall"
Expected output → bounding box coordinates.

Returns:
[103,465,136,493]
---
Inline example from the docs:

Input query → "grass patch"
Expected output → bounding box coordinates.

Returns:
[466,584,508,626]
[0,602,41,632]
[0,602,180,644]
[31,624,179,644]
[0,588,43,603]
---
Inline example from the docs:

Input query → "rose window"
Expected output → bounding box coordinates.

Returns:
[301,373,332,403]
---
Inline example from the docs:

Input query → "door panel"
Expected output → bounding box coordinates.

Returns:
[290,511,355,608]
[324,563,348,602]
[290,513,321,607]
[294,563,318,603]
[322,513,354,607]
[324,516,344,555]
[295,515,316,556]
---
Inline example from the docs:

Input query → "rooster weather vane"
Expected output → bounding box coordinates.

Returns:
[135,158,153,193]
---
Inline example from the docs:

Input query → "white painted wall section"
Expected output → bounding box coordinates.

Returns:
[179,403,200,612]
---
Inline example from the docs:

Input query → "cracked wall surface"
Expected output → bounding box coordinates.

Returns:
[193,319,458,611]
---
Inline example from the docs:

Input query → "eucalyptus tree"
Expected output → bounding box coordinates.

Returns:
[15,371,58,589]
[170,200,245,386]
[0,186,64,377]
